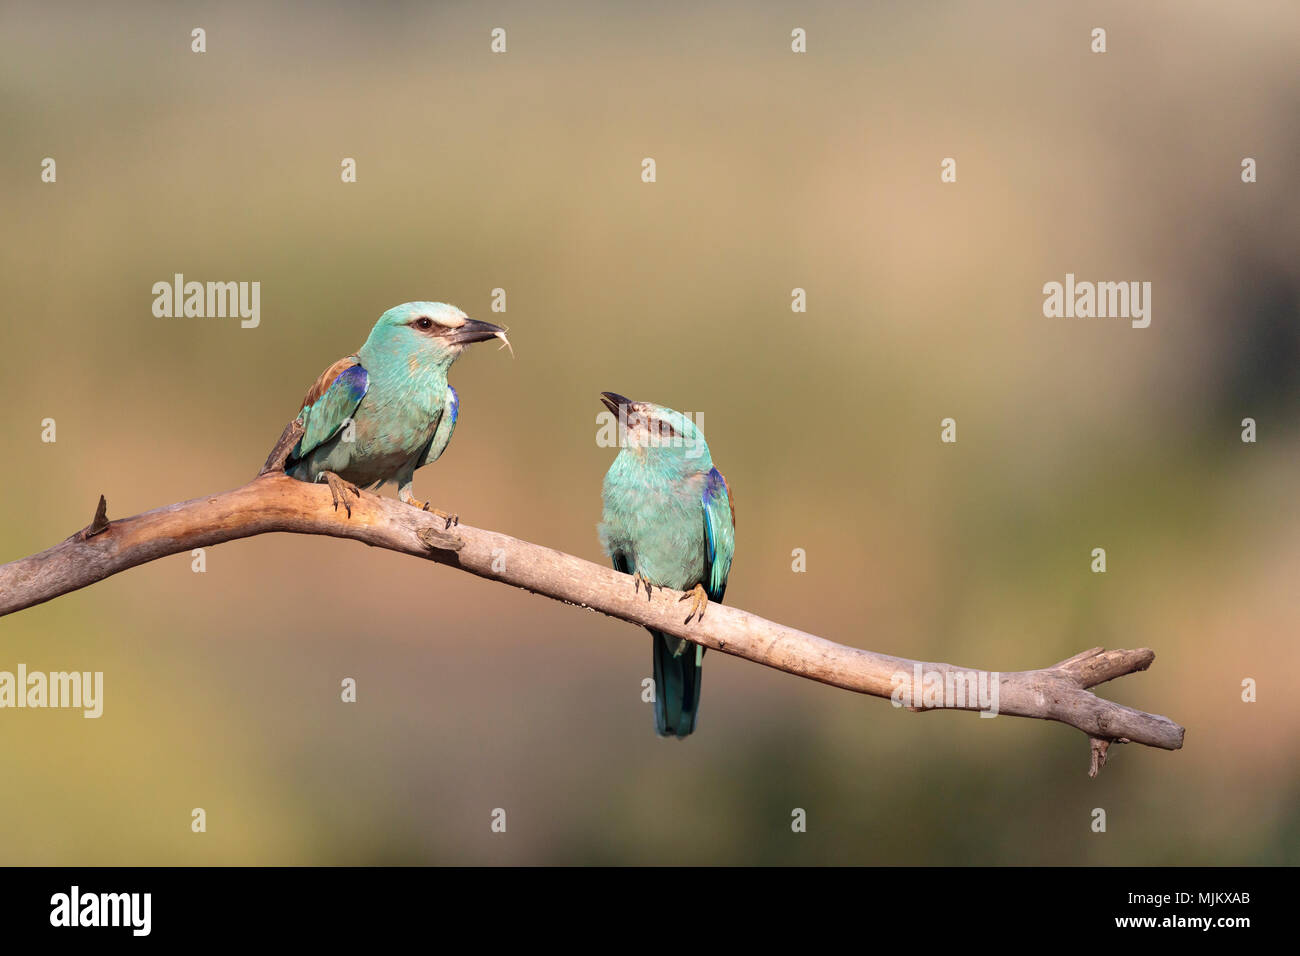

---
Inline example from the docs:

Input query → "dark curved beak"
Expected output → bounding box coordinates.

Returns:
[450,318,509,347]
[600,391,633,414]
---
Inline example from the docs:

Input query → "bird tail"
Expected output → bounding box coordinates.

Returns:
[652,630,704,738]
[260,418,305,476]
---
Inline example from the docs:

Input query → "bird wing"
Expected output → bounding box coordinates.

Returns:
[417,385,459,467]
[701,466,736,602]
[295,356,369,457]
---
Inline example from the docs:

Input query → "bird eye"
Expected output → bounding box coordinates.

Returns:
[414,317,434,331]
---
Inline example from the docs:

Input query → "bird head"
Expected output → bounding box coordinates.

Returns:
[600,392,711,466]
[363,302,511,368]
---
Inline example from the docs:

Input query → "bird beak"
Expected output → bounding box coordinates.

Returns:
[450,318,511,353]
[600,391,634,415]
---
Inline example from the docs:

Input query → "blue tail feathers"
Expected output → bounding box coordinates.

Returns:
[652,629,704,738]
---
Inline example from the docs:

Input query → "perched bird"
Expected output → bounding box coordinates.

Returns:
[264,302,510,525]
[597,392,736,738]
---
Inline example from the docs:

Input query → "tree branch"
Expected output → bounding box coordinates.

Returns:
[0,473,1185,774]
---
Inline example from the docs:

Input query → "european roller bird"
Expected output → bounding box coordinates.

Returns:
[597,392,736,738]
[263,302,510,525]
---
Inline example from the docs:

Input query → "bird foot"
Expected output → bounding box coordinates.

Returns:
[679,583,709,624]
[322,471,361,517]
[633,571,657,602]
[429,507,459,530]
[400,492,458,529]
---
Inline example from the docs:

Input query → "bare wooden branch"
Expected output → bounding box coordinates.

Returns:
[0,474,1184,773]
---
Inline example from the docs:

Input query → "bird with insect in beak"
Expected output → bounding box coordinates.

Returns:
[597,392,736,738]
[262,302,511,526]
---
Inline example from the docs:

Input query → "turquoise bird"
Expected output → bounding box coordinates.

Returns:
[597,392,736,738]
[265,302,510,525]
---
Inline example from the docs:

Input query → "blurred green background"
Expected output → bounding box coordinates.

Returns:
[2,1,1298,864]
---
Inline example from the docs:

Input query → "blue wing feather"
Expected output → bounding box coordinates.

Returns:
[418,385,459,467]
[701,467,735,602]
[296,363,368,457]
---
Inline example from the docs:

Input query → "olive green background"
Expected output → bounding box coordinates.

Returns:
[2,1,1297,863]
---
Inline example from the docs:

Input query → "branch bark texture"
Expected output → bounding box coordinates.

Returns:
[0,474,1185,772]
